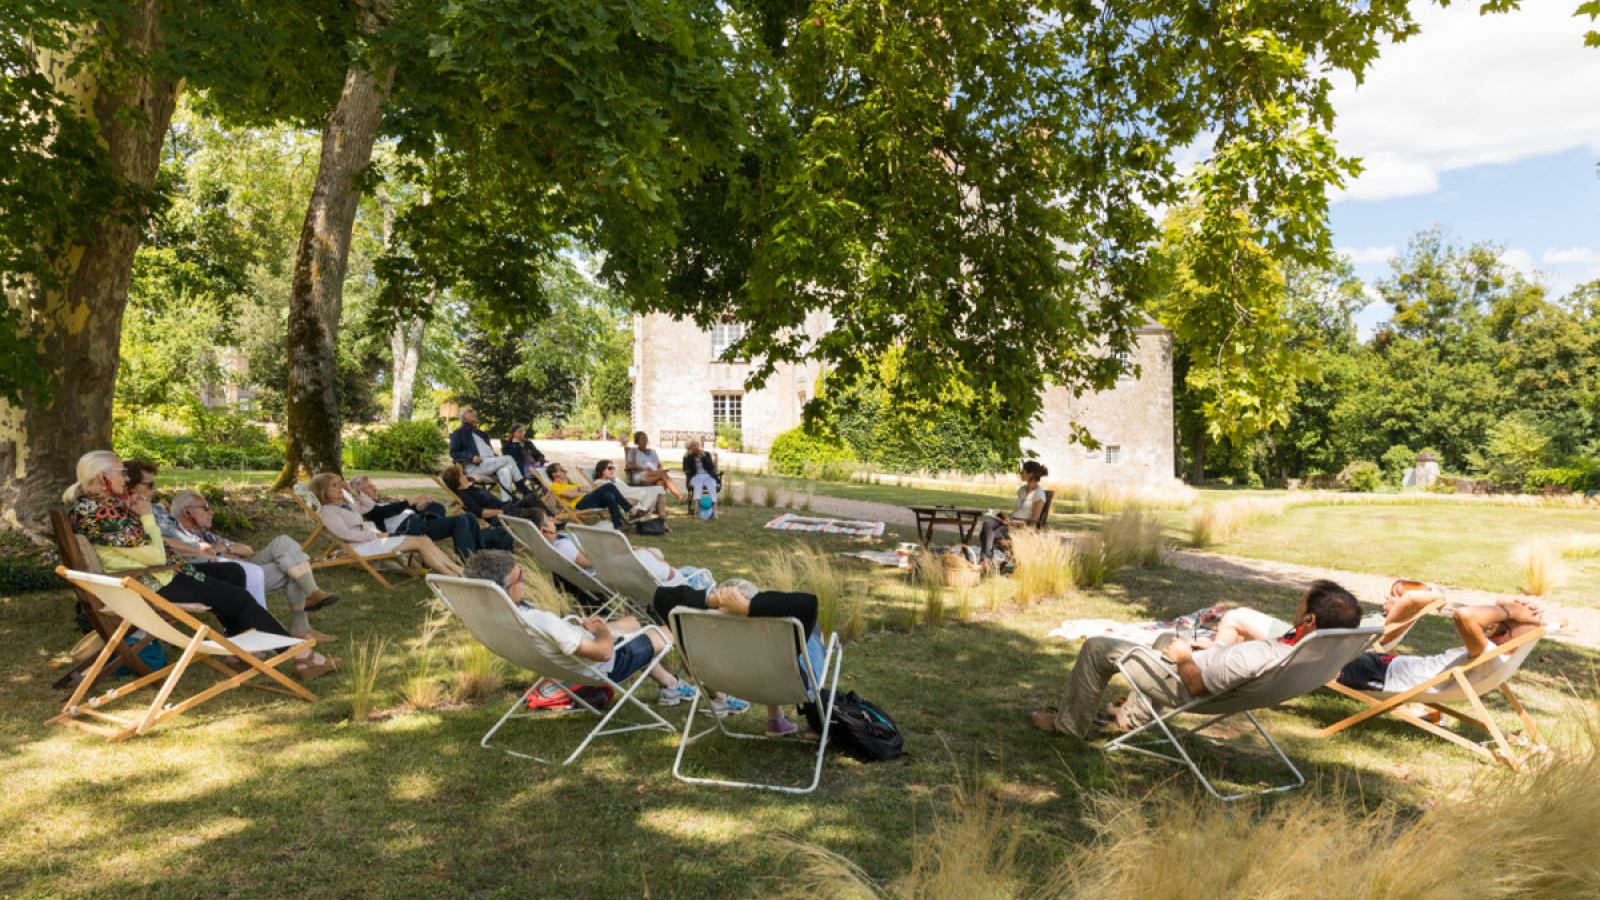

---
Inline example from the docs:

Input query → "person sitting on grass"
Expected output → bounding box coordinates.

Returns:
[349,471,512,557]
[462,550,747,715]
[978,460,1049,563]
[165,489,340,644]
[545,462,650,531]
[439,464,546,526]
[624,431,685,501]
[527,508,710,590]
[65,451,337,681]
[310,473,463,577]
[1031,580,1362,738]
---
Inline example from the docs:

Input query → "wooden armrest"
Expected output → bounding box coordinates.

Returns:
[171,603,210,614]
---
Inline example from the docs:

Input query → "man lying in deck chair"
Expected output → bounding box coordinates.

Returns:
[1333,595,1547,704]
[529,509,713,591]
[1032,580,1363,737]
[348,473,515,556]
[1208,579,1443,650]
[462,550,748,715]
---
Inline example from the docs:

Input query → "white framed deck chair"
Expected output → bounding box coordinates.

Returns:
[288,483,422,589]
[1317,625,1552,772]
[668,607,844,794]
[1105,625,1384,801]
[530,468,607,525]
[426,575,676,765]
[500,516,642,621]
[566,524,662,613]
[48,569,317,742]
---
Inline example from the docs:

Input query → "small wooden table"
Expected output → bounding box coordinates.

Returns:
[907,506,990,547]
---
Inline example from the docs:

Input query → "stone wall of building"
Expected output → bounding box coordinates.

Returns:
[634,315,1174,483]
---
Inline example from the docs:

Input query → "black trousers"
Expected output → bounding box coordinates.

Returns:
[396,512,481,559]
[158,572,289,637]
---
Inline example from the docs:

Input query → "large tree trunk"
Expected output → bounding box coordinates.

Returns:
[1190,431,1207,485]
[389,310,427,422]
[0,3,179,535]
[271,64,395,490]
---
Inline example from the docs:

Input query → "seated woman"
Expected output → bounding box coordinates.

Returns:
[682,440,720,518]
[623,432,685,501]
[501,423,547,480]
[123,459,264,610]
[65,451,337,681]
[544,462,649,531]
[591,459,668,523]
[440,464,545,525]
[978,460,1049,561]
[309,473,463,577]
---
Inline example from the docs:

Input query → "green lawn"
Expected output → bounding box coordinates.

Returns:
[5,485,1598,898]
[1214,504,1600,602]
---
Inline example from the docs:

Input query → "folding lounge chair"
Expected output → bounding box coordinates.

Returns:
[1317,625,1552,772]
[48,569,317,741]
[499,515,642,621]
[566,524,664,613]
[426,575,676,765]
[287,483,422,589]
[530,468,606,525]
[1104,625,1384,801]
[668,607,844,793]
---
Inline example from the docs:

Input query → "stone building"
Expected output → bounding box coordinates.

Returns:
[630,313,1174,484]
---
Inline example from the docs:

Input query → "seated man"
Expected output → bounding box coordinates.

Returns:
[545,462,650,531]
[1211,579,1431,647]
[462,550,747,715]
[347,473,512,558]
[528,508,710,590]
[449,407,535,501]
[1031,580,1363,738]
[1335,594,1546,698]
[439,464,546,524]
[164,489,339,642]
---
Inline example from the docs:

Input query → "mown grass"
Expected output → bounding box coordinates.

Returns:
[6,479,1599,898]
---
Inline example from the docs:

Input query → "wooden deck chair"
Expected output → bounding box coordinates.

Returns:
[1369,596,1448,655]
[1105,625,1384,801]
[668,607,844,793]
[530,468,606,525]
[1317,625,1553,772]
[1034,490,1056,530]
[286,483,422,589]
[431,471,503,517]
[566,524,664,613]
[500,516,642,621]
[426,575,676,765]
[48,510,203,690]
[49,569,316,741]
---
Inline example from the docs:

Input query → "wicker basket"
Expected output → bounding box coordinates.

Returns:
[941,552,982,588]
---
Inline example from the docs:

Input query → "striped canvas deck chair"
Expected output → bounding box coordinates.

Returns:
[49,569,316,742]
[287,483,422,589]
[426,575,675,765]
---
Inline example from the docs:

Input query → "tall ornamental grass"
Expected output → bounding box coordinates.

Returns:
[1514,532,1600,595]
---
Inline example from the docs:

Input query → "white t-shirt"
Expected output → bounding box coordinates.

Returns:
[549,534,583,566]
[1011,484,1047,522]
[1192,639,1296,696]
[1382,646,1510,693]
[516,604,613,676]
[633,548,684,586]
[472,431,497,461]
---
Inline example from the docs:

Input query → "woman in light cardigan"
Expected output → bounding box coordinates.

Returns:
[309,473,463,577]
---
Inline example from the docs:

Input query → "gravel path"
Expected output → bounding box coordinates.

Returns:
[374,471,1599,649]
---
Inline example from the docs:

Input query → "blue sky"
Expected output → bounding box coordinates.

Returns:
[1323,2,1600,334]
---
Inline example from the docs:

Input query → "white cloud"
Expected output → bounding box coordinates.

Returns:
[1330,4,1600,203]
[1338,245,1398,265]
[1543,246,1599,265]
[1499,247,1535,275]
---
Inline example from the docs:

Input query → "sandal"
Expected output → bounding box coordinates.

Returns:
[295,654,340,682]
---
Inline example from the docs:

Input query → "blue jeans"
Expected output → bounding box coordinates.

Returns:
[575,482,634,529]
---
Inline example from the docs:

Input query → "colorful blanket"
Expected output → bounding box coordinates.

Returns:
[764,514,885,538]
[1045,605,1230,644]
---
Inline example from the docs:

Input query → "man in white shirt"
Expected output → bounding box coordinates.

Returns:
[448,407,532,501]
[461,550,747,714]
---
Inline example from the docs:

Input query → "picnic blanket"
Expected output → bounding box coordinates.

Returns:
[1046,604,1230,644]
[839,549,913,568]
[765,513,885,538]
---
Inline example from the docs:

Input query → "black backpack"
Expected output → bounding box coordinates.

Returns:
[801,690,905,763]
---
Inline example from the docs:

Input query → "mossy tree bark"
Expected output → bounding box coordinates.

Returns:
[271,62,395,491]
[0,1,179,535]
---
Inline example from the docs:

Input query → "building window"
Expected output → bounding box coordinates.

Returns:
[713,393,743,430]
[711,319,747,360]
[1115,349,1135,383]
[1104,445,1122,465]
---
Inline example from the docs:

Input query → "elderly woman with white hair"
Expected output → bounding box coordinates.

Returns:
[64,451,337,681]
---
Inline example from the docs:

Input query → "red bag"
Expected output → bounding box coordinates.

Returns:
[526,681,576,711]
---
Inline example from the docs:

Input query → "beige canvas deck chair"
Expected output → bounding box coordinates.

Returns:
[430,472,501,519]
[1317,625,1552,772]
[530,468,606,525]
[49,569,316,742]
[1105,625,1384,801]
[1368,596,1449,654]
[669,607,844,793]
[426,575,676,765]
[499,516,641,621]
[287,483,422,589]
[566,524,663,613]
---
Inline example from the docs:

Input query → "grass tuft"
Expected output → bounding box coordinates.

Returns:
[400,646,446,712]
[1099,506,1165,569]
[453,640,505,704]
[346,636,391,722]
[1011,530,1075,607]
